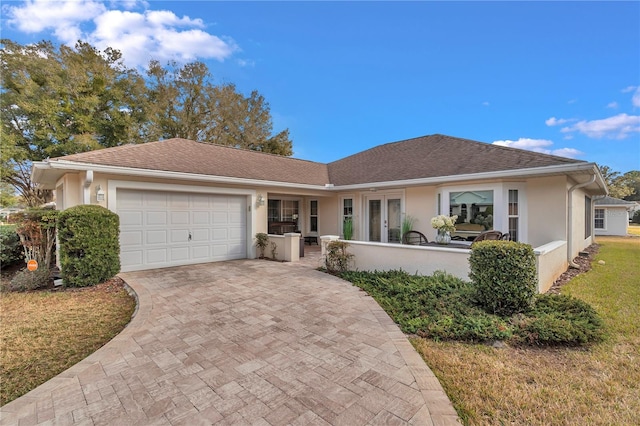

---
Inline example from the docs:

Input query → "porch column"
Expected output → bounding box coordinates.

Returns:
[283,233,301,262]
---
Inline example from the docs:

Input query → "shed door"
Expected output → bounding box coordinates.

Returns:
[117,189,247,272]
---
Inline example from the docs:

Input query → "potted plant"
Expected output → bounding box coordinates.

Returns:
[430,214,458,245]
[401,215,416,244]
[343,218,354,240]
[255,233,269,258]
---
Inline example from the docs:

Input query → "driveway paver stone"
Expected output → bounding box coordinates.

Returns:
[0,258,460,425]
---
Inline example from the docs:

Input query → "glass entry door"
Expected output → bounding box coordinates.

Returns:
[366,195,402,243]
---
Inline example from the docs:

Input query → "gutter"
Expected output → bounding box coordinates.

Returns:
[567,173,597,268]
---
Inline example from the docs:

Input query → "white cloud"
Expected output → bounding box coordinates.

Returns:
[607,101,619,109]
[633,87,640,108]
[491,138,583,159]
[482,101,490,107]
[6,0,237,68]
[621,85,637,93]
[560,113,640,139]
[545,117,571,126]
[7,0,105,42]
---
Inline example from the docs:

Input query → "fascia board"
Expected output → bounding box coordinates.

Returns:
[331,163,605,191]
[33,160,329,191]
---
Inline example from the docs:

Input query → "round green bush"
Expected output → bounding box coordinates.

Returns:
[58,205,120,288]
[469,241,537,317]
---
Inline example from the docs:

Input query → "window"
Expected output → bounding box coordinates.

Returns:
[342,198,353,234]
[268,199,299,234]
[508,189,519,241]
[585,196,592,238]
[594,208,605,230]
[449,190,494,230]
[309,200,318,233]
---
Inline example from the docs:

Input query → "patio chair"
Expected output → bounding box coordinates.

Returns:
[402,230,429,245]
[471,230,503,245]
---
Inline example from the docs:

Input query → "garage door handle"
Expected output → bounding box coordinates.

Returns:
[188,231,192,241]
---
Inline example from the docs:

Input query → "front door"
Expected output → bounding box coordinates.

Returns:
[366,195,402,243]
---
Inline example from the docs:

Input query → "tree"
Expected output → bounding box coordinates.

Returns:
[621,171,640,202]
[1,40,148,206]
[598,165,635,199]
[145,60,292,155]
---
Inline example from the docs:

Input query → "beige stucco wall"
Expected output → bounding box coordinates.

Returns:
[526,176,568,247]
[346,240,471,281]
[404,186,437,238]
[534,240,568,293]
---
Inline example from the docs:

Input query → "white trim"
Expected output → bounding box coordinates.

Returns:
[32,159,605,192]
[107,180,257,260]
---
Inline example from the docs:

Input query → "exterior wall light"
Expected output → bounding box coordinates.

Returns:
[256,194,265,207]
[96,185,105,202]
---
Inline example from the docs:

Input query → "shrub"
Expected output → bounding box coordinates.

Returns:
[469,241,537,316]
[0,225,23,266]
[7,267,51,292]
[255,233,269,258]
[325,240,353,273]
[513,294,605,345]
[58,205,120,288]
[12,209,58,268]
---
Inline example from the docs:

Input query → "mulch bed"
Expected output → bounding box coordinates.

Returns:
[547,243,599,294]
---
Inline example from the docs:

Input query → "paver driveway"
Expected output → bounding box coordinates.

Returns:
[0,259,459,425]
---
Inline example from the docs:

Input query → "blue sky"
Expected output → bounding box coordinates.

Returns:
[2,1,639,173]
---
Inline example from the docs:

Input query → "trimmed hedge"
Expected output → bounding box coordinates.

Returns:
[469,241,537,316]
[0,225,22,266]
[58,205,120,287]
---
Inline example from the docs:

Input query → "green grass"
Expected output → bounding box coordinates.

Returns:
[0,279,136,405]
[411,236,640,425]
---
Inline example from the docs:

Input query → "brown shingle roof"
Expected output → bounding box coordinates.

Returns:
[52,134,587,188]
[56,138,330,186]
[327,134,584,185]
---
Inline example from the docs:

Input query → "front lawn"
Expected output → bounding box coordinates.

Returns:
[412,236,639,425]
[0,279,136,406]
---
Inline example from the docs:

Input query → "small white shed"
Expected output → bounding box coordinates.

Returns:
[594,196,638,236]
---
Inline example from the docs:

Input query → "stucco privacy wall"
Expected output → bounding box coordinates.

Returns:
[346,240,472,280]
[534,240,568,293]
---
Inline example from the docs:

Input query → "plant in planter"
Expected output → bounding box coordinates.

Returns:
[255,233,269,258]
[401,215,416,244]
[343,218,354,240]
[270,241,278,259]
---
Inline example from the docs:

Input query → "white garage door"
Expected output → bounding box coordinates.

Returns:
[117,189,247,272]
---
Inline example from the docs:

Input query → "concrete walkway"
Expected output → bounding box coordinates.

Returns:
[1,258,459,425]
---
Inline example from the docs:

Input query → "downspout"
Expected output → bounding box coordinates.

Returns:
[83,170,94,204]
[567,174,596,268]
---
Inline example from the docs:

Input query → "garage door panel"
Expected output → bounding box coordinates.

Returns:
[191,245,210,259]
[147,211,167,225]
[147,248,168,264]
[170,194,189,208]
[191,228,210,241]
[121,250,143,268]
[146,192,168,207]
[120,211,143,226]
[121,230,143,246]
[170,229,190,243]
[212,228,228,241]
[117,189,247,272]
[146,230,167,245]
[170,211,189,225]
[170,246,190,262]
[192,211,209,224]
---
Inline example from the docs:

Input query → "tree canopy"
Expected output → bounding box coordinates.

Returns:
[598,165,639,200]
[1,39,293,206]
